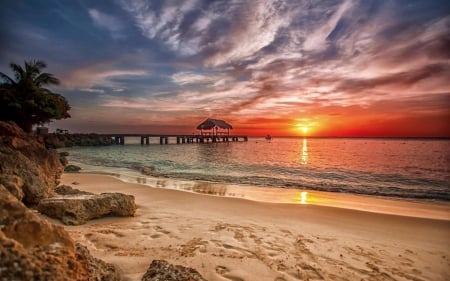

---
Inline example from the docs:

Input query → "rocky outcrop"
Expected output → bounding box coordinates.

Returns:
[38,192,137,225]
[0,175,25,201]
[0,185,120,280]
[54,185,93,196]
[0,121,62,205]
[44,133,114,148]
[141,260,206,281]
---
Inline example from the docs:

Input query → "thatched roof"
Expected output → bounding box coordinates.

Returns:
[196,118,233,130]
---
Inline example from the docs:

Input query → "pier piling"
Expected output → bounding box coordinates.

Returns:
[108,134,248,145]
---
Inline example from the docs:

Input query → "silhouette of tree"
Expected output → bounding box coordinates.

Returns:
[0,60,70,132]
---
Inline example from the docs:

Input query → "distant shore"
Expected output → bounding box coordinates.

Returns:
[57,172,450,281]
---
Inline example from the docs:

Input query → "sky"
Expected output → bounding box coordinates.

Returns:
[1,0,449,137]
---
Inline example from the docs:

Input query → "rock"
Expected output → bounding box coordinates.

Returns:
[0,185,74,250]
[0,121,24,137]
[38,193,137,225]
[59,156,68,166]
[54,185,93,196]
[0,175,25,201]
[141,260,206,281]
[64,165,81,172]
[140,166,153,176]
[0,185,120,280]
[59,152,69,166]
[75,243,121,281]
[0,121,62,205]
[0,121,121,280]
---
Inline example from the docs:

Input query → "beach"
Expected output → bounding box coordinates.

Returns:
[54,173,450,281]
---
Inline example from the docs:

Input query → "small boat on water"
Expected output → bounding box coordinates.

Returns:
[265,134,272,140]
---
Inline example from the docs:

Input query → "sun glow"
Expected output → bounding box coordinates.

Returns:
[296,124,310,135]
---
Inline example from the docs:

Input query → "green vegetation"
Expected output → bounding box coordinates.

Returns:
[0,60,70,132]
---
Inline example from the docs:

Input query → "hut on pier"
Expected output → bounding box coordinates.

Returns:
[197,118,232,136]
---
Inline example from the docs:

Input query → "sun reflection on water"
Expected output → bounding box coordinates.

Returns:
[299,191,308,204]
[301,138,308,165]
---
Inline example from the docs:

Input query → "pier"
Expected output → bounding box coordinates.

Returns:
[106,118,248,145]
[105,134,248,145]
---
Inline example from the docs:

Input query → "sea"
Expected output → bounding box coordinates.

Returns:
[63,137,450,203]
[63,137,450,201]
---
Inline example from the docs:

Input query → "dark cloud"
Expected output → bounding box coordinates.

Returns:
[334,64,450,94]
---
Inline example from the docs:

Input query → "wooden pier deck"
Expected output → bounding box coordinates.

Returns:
[102,134,248,145]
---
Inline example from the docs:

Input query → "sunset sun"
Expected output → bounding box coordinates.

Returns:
[296,124,310,135]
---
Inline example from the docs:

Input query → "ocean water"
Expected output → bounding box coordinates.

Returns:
[63,137,450,202]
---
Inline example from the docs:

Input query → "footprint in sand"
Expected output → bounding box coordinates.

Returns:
[296,263,324,280]
[179,238,209,257]
[293,236,314,259]
[215,266,245,281]
[154,225,171,235]
[216,265,230,275]
[95,229,125,238]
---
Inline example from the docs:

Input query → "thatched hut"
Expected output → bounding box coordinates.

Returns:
[196,118,232,136]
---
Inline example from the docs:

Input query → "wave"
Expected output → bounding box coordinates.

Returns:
[65,144,450,202]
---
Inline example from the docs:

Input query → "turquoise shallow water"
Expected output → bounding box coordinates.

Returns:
[63,137,450,201]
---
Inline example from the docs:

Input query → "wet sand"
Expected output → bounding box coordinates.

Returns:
[54,173,450,281]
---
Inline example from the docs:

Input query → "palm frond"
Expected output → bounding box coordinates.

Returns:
[0,72,15,84]
[24,60,39,80]
[9,63,24,82]
[34,73,60,86]
[34,60,47,70]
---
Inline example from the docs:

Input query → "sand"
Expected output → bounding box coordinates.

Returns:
[52,173,450,281]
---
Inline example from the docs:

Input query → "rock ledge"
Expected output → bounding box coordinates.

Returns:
[38,192,137,225]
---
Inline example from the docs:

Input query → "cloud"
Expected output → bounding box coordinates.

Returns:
[204,0,290,66]
[120,0,201,55]
[80,88,105,93]
[61,61,149,89]
[171,71,225,85]
[88,8,125,39]
[303,0,352,51]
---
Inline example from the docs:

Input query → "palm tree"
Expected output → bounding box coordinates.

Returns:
[0,60,60,87]
[0,60,70,132]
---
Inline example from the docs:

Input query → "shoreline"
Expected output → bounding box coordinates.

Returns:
[69,165,450,221]
[56,172,450,281]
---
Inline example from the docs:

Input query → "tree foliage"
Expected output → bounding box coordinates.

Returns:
[0,60,70,132]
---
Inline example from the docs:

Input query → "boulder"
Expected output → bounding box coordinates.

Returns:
[64,165,81,172]
[0,121,62,205]
[141,260,206,281]
[140,166,153,176]
[0,185,120,280]
[75,243,120,281]
[38,193,137,225]
[54,185,93,196]
[59,152,69,166]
